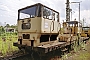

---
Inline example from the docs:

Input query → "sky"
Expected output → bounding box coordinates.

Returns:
[0,0,90,26]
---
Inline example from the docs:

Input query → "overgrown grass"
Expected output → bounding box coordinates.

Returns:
[75,53,90,60]
[0,32,18,56]
[61,40,90,60]
[73,40,90,60]
[61,39,88,60]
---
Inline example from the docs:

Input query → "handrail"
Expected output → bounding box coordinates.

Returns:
[57,23,61,32]
[50,21,54,33]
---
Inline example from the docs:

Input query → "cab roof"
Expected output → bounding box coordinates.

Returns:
[63,21,78,24]
[18,3,59,13]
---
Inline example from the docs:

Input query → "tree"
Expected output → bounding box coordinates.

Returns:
[5,24,10,28]
[0,26,5,36]
[11,25,16,28]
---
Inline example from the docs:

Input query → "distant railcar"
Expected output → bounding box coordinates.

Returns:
[81,27,90,37]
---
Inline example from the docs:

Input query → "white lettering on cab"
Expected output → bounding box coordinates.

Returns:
[44,22,48,29]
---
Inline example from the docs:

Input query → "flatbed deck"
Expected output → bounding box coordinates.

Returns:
[38,42,66,48]
[13,36,89,55]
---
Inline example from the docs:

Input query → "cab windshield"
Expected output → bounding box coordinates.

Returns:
[83,27,90,30]
[19,6,37,19]
[18,4,41,19]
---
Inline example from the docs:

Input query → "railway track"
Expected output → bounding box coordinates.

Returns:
[0,50,29,60]
[0,49,63,60]
[1,37,89,60]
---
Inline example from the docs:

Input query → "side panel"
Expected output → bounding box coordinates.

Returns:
[41,18,60,33]
[41,18,51,33]
[52,21,60,33]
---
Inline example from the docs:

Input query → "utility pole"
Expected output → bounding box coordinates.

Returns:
[70,9,72,21]
[83,18,86,27]
[70,1,82,45]
[66,0,70,22]
[71,1,82,27]
[78,2,81,27]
